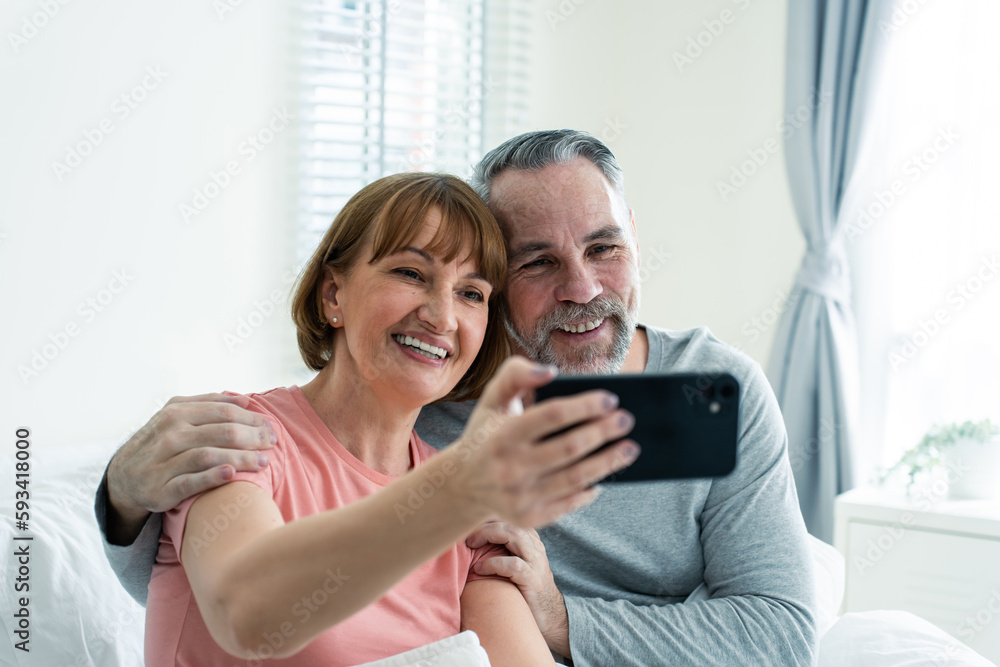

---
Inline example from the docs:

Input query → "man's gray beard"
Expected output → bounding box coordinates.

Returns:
[505,297,637,375]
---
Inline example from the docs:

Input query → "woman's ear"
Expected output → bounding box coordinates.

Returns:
[320,266,344,327]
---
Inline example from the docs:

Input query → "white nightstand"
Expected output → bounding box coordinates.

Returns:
[834,486,1000,663]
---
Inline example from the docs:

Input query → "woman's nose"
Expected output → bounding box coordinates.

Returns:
[419,289,458,332]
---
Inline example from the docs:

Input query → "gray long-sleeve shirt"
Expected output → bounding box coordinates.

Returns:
[96,324,817,665]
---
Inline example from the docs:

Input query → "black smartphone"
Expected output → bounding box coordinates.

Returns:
[533,373,740,483]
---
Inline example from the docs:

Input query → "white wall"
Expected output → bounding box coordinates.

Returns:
[0,1,303,448]
[1,0,802,449]
[527,0,803,365]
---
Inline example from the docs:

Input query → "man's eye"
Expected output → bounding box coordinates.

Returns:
[592,245,615,255]
[520,258,551,270]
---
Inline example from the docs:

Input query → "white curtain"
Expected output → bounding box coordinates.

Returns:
[767,0,895,543]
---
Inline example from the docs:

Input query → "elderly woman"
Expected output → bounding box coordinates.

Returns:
[144,173,636,666]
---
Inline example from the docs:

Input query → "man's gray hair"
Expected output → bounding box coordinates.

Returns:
[470,129,627,210]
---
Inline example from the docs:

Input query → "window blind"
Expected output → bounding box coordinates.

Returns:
[297,0,530,264]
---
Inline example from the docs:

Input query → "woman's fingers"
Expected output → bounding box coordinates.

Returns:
[502,389,621,452]
[456,361,644,528]
[528,407,635,477]
[536,439,640,503]
[487,437,639,529]
[476,356,557,415]
[525,440,639,527]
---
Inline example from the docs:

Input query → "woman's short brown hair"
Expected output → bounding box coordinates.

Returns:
[290,172,509,403]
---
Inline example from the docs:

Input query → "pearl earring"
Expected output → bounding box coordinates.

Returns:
[332,317,338,323]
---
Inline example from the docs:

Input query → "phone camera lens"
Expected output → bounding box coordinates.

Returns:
[720,383,735,399]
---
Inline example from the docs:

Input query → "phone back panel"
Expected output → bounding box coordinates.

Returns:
[534,373,739,483]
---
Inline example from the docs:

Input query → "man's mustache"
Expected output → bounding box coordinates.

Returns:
[538,298,626,333]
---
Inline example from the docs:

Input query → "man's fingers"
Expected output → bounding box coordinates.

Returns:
[180,401,272,432]
[165,393,251,409]
[171,422,275,456]
[473,555,531,583]
[466,522,516,549]
[157,466,238,511]
[466,523,537,560]
[174,445,269,476]
[465,522,502,549]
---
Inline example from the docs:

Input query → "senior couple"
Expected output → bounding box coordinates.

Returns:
[96,129,818,665]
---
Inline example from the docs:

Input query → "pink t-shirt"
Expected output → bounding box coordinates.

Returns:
[145,386,507,667]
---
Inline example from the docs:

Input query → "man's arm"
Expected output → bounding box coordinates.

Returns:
[470,363,818,666]
[94,470,164,605]
[94,393,275,605]
[562,364,817,665]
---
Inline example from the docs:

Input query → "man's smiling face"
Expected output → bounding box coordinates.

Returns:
[490,157,641,375]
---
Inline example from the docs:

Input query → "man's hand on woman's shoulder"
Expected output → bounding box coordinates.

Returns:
[105,392,275,546]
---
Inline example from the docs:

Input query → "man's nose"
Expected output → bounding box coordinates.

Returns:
[554,262,602,304]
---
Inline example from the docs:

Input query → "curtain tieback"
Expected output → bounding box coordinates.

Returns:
[794,240,851,304]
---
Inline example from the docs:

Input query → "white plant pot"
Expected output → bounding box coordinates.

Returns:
[943,436,1000,500]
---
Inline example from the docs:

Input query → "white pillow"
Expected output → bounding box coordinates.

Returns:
[0,440,145,666]
[351,630,491,667]
[809,534,846,636]
[819,610,995,667]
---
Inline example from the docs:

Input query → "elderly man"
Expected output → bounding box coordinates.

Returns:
[97,130,817,665]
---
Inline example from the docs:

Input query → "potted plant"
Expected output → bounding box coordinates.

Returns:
[878,419,1000,500]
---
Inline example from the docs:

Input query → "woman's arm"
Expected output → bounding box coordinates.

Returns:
[460,579,556,666]
[182,462,487,659]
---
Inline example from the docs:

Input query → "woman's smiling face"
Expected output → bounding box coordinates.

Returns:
[323,206,494,409]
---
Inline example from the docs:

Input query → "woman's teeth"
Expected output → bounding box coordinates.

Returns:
[393,335,446,360]
[558,318,604,334]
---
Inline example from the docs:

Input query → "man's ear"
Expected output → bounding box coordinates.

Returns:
[320,266,344,326]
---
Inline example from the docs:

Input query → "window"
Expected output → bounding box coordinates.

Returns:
[296,0,530,263]
[848,0,1000,476]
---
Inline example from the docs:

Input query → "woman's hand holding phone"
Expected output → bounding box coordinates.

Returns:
[445,356,640,528]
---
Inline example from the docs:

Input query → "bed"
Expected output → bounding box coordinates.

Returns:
[1,440,994,666]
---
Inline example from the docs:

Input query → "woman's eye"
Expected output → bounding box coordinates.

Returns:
[461,290,485,303]
[395,268,422,280]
